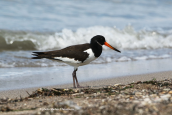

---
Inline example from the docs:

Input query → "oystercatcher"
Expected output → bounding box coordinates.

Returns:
[32,35,121,88]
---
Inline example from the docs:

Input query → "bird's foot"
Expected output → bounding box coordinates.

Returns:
[77,85,89,88]
[73,86,77,88]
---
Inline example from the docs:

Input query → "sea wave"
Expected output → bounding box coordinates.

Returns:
[0,26,172,51]
[0,48,172,68]
[0,53,171,68]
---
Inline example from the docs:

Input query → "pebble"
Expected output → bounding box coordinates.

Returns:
[163,88,171,91]
[28,98,33,101]
[168,90,172,94]
[114,83,120,87]
[43,102,49,106]
[135,92,142,96]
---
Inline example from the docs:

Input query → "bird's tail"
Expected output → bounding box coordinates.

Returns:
[32,52,48,59]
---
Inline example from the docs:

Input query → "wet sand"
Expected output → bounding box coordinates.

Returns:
[1,70,172,99]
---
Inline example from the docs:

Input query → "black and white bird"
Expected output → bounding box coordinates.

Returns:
[32,35,121,88]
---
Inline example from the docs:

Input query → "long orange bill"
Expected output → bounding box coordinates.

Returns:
[104,42,121,53]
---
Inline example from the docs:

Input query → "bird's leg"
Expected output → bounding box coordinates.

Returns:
[73,68,84,88]
[72,69,77,88]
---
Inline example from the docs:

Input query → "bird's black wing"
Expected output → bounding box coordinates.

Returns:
[32,43,91,62]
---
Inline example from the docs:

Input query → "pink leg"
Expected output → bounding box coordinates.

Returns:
[72,68,84,88]
[75,75,84,88]
[72,69,76,88]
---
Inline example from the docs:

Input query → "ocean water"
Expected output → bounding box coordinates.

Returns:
[0,0,172,90]
[1,0,172,31]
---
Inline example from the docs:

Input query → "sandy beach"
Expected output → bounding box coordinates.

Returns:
[0,71,172,115]
[1,70,172,99]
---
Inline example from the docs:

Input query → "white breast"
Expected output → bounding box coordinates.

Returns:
[83,49,97,65]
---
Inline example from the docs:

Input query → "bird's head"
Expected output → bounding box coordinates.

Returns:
[91,35,121,53]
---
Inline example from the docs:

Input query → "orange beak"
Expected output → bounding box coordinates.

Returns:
[104,42,121,53]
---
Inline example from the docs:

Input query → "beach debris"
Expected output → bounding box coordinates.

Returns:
[26,91,31,96]
[0,78,172,114]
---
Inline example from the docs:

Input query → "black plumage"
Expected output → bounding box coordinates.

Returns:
[32,43,90,62]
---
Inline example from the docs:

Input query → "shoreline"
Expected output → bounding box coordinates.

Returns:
[1,58,172,92]
[1,70,172,99]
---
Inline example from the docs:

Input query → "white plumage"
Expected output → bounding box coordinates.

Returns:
[54,48,97,68]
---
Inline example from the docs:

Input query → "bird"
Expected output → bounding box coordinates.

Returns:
[32,35,121,88]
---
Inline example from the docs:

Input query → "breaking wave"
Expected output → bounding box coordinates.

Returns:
[0,26,172,51]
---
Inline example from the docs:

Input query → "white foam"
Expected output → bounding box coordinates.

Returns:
[134,56,148,60]
[3,26,172,51]
[117,56,131,62]
[0,62,15,68]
